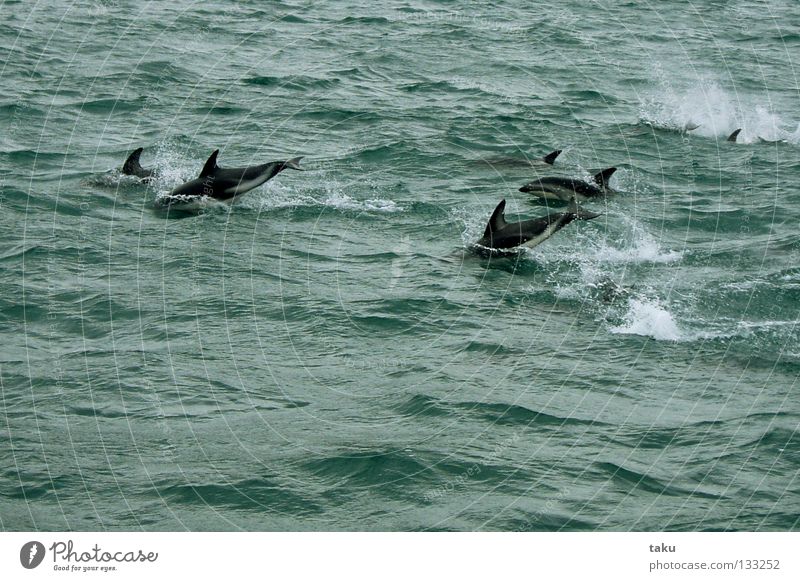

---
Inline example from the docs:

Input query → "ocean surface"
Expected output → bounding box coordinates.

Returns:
[1,1,799,531]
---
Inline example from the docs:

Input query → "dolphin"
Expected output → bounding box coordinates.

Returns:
[155,149,304,208]
[519,167,617,202]
[122,147,156,182]
[727,128,742,142]
[474,197,600,254]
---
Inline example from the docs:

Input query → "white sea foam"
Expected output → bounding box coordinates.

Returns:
[149,146,198,187]
[153,194,230,212]
[608,295,751,343]
[584,216,682,265]
[736,319,800,332]
[247,181,403,213]
[610,297,682,341]
[318,190,402,212]
[639,78,799,144]
[454,205,489,247]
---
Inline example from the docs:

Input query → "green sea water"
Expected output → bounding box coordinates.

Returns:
[1,0,799,531]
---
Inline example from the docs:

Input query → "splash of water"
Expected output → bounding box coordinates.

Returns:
[638,78,799,144]
[610,297,682,341]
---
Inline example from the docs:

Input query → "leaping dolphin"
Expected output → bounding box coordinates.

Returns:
[474,197,600,254]
[519,167,617,202]
[155,149,304,208]
[122,147,156,182]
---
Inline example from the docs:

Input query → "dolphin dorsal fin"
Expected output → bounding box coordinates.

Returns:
[483,199,507,238]
[593,167,617,188]
[542,149,562,165]
[122,147,144,174]
[199,150,220,178]
[727,128,741,142]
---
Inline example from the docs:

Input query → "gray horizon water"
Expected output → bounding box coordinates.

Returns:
[1,1,799,531]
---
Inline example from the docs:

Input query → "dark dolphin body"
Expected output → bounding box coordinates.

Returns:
[122,147,156,182]
[473,198,600,255]
[155,150,303,208]
[519,167,617,202]
[727,128,742,142]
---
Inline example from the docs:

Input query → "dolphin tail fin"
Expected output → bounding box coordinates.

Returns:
[122,147,145,175]
[284,156,304,171]
[592,167,617,189]
[727,128,742,142]
[568,196,601,221]
[542,149,562,165]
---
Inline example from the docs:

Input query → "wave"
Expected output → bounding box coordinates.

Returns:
[160,479,321,514]
[395,394,606,428]
[301,448,453,499]
[594,461,723,499]
[242,75,340,91]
